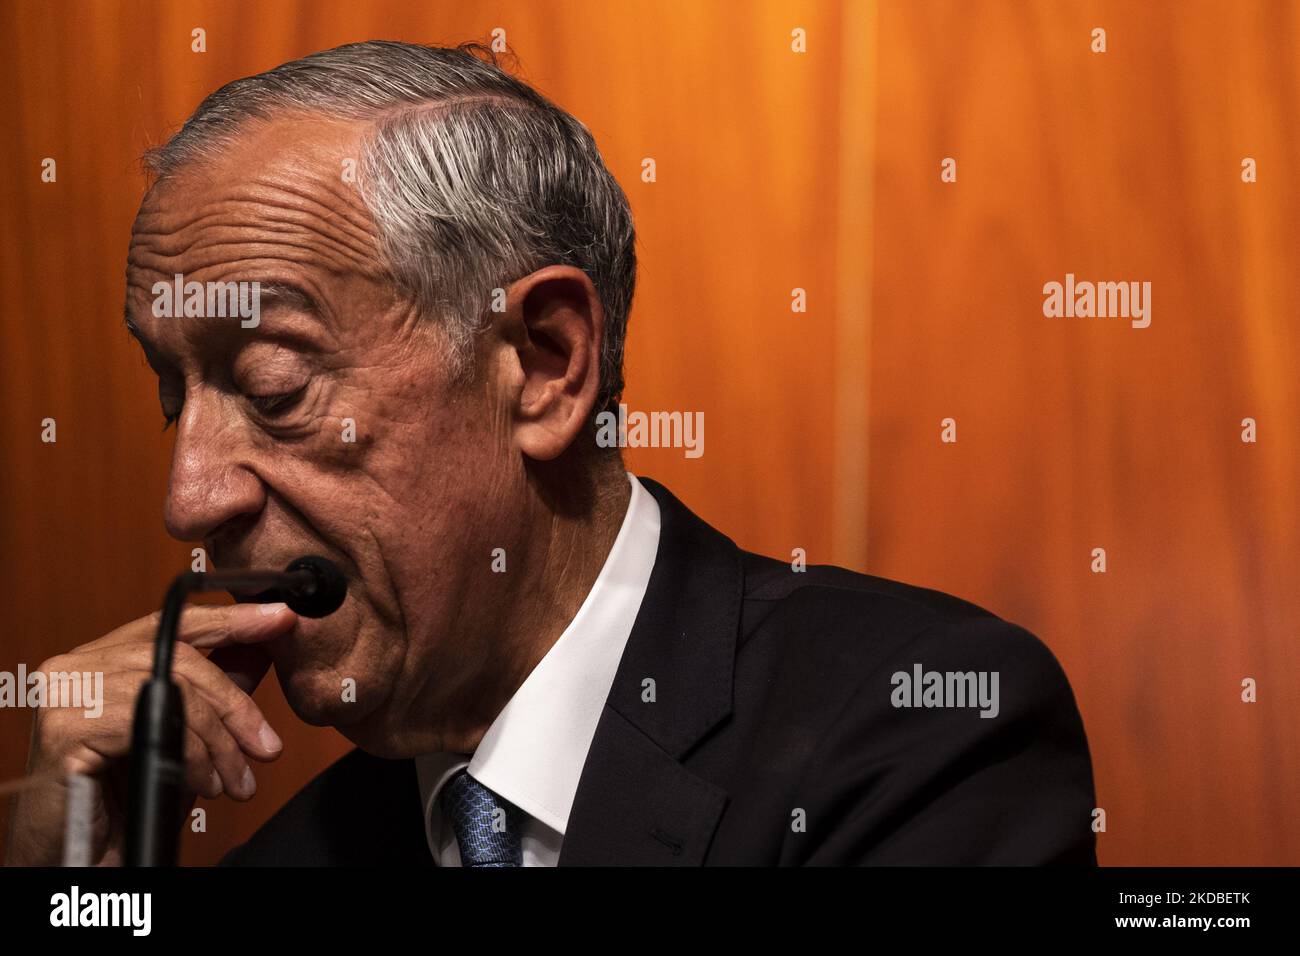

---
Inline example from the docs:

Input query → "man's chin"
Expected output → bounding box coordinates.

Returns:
[272,659,377,728]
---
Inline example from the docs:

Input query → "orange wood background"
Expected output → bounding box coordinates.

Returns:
[1,0,1296,866]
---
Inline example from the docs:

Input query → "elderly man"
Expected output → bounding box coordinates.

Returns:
[6,41,1095,867]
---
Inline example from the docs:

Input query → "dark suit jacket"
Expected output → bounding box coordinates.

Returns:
[220,477,1097,866]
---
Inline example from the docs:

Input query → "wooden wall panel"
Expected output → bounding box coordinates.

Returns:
[867,0,1300,865]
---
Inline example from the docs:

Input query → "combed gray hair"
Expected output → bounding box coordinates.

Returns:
[145,40,636,417]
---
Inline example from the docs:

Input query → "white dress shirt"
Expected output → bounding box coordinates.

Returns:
[414,472,662,866]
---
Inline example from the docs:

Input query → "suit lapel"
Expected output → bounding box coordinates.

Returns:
[558,707,728,865]
[559,476,741,865]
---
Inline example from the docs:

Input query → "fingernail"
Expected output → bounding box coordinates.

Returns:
[258,601,289,616]
[209,769,222,795]
[258,721,282,753]
[240,765,256,797]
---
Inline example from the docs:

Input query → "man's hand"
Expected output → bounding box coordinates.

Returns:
[3,603,297,866]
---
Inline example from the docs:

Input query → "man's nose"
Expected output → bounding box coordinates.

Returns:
[163,397,265,542]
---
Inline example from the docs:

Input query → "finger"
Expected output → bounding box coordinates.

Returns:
[170,646,282,762]
[181,728,222,799]
[91,602,297,653]
[178,690,257,800]
[71,671,259,799]
[59,742,116,779]
[58,672,228,799]
[72,645,280,763]
[178,603,297,648]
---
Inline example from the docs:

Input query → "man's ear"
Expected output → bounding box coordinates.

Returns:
[499,265,603,461]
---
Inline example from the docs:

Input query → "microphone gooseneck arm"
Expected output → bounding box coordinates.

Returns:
[125,556,346,867]
[150,568,310,679]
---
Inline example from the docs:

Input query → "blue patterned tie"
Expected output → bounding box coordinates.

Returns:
[440,769,523,867]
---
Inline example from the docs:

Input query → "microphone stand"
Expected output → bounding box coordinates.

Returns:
[124,560,337,866]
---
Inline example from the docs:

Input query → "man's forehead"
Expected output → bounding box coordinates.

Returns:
[134,113,375,223]
[127,113,386,305]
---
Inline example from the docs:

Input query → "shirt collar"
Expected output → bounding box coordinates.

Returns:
[415,472,662,837]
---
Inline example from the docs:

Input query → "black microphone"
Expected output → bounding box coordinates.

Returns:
[124,555,347,867]
[279,555,349,618]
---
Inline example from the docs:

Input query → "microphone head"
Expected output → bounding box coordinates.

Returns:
[282,555,348,618]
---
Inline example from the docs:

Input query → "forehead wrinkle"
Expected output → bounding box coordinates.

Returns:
[251,169,379,247]
[149,230,379,281]
[130,190,381,280]
[214,173,381,269]
[126,116,415,347]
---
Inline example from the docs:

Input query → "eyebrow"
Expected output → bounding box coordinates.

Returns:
[255,281,324,319]
[122,279,325,343]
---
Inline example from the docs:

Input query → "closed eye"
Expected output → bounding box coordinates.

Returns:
[247,385,307,417]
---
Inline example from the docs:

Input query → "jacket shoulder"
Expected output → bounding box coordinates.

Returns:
[733,550,1080,725]
[739,550,1010,659]
[730,553,1095,864]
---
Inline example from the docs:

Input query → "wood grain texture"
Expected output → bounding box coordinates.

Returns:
[867,0,1300,865]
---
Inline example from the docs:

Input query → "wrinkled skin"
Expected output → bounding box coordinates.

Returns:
[5,114,627,865]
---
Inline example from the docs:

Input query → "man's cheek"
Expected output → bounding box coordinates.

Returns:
[290,412,379,466]
[274,617,401,724]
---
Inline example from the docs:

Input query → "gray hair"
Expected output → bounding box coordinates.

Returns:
[145,40,636,418]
